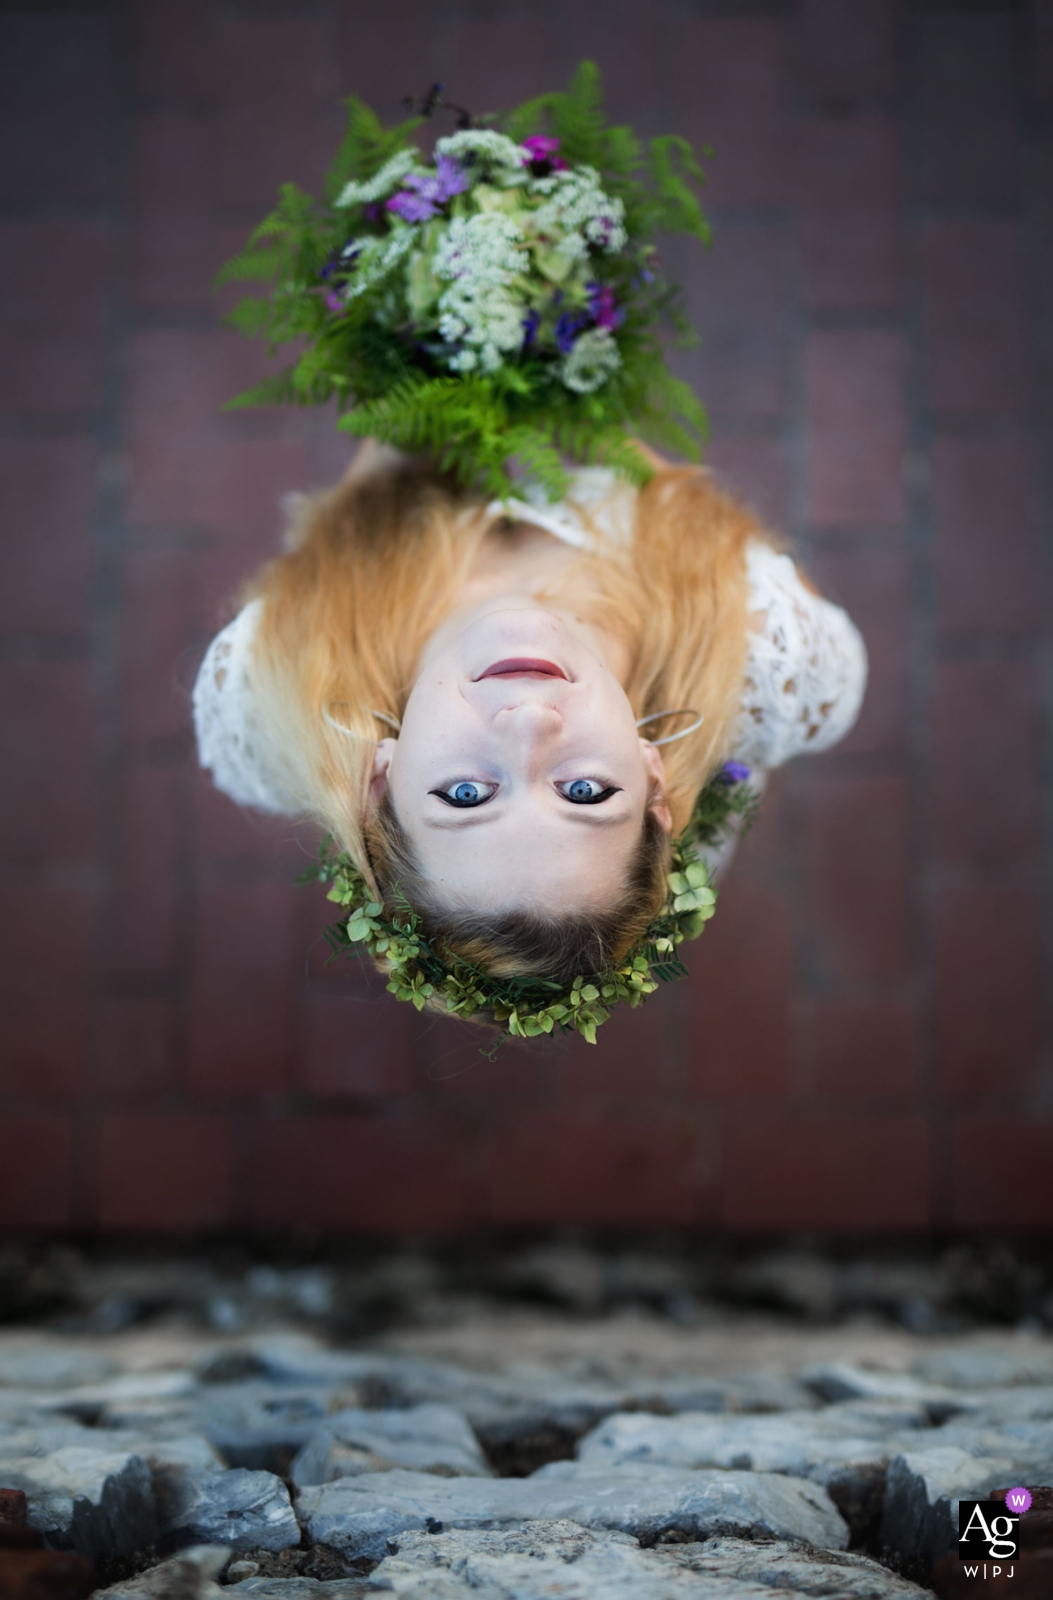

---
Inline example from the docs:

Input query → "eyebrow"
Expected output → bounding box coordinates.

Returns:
[421,804,633,831]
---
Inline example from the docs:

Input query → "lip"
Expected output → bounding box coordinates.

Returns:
[477,658,568,680]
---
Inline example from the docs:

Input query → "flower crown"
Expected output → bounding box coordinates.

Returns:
[305,764,756,1049]
[218,63,710,502]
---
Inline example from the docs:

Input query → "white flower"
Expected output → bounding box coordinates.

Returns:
[434,130,526,185]
[434,212,528,372]
[335,149,417,207]
[529,166,627,258]
[342,225,415,299]
[560,326,622,393]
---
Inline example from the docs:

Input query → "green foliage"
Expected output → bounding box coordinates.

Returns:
[305,767,754,1050]
[217,61,711,500]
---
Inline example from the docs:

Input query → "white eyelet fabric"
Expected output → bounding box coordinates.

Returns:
[193,473,866,814]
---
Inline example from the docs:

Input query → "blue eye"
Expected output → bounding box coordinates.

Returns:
[558,779,620,804]
[432,781,497,808]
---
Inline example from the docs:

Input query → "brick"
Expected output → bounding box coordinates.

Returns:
[560,0,668,124]
[0,222,109,415]
[134,115,220,311]
[216,17,337,213]
[187,884,297,1096]
[0,438,96,639]
[916,13,1020,206]
[305,980,418,1100]
[0,1119,75,1230]
[804,775,912,982]
[800,0,898,103]
[480,1109,698,1227]
[0,890,92,1099]
[0,14,117,205]
[439,12,558,116]
[722,1115,930,1229]
[94,995,172,1096]
[797,117,903,309]
[934,887,1042,1098]
[96,1115,236,1230]
[0,662,96,872]
[932,437,1039,639]
[107,767,184,974]
[134,0,215,99]
[808,548,910,755]
[931,658,1041,869]
[951,1118,1053,1227]
[412,1020,563,1105]
[805,331,907,526]
[337,0,438,125]
[1031,0,1053,104]
[685,225,788,422]
[705,437,788,533]
[191,772,297,870]
[680,18,789,209]
[251,1116,472,1232]
[812,998,918,1098]
[921,222,1026,417]
[117,545,199,747]
[558,994,678,1101]
[127,328,305,527]
[690,881,791,1099]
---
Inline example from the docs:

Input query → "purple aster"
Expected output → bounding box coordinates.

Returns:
[385,156,468,223]
[718,760,751,785]
[555,310,587,355]
[587,282,621,330]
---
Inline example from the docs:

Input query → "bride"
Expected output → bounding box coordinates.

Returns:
[192,71,866,1041]
[194,443,865,1025]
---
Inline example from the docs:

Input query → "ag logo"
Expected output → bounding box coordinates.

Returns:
[958,1499,1020,1561]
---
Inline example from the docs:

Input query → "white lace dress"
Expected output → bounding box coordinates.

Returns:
[193,472,867,828]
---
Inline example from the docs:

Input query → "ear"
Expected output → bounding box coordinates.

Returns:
[640,739,673,835]
[369,736,397,806]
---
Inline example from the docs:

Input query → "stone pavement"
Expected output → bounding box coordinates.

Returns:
[2,1309,1053,1598]
[2,0,1052,1237]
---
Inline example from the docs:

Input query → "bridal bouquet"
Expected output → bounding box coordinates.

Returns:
[219,63,711,501]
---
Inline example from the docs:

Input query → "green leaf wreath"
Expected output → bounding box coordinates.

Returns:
[217,62,711,502]
[303,765,757,1049]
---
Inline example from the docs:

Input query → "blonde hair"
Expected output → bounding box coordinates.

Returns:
[247,456,761,977]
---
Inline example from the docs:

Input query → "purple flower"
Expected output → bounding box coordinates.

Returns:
[386,190,438,222]
[385,156,468,223]
[521,308,541,349]
[324,288,345,315]
[718,760,751,785]
[522,135,560,161]
[555,310,587,355]
[522,134,568,175]
[587,281,621,331]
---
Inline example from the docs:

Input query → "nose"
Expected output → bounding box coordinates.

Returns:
[492,696,562,773]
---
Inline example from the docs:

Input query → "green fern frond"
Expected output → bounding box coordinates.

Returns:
[325,96,422,203]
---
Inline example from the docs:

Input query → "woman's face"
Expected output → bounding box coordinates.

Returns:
[375,598,671,912]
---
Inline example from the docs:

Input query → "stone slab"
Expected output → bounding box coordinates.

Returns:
[880,1446,1016,1561]
[0,1445,158,1557]
[291,1405,489,1486]
[368,1522,928,1599]
[163,1469,299,1553]
[297,1463,847,1563]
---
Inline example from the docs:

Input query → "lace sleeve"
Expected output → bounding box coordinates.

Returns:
[731,542,868,771]
[191,600,300,815]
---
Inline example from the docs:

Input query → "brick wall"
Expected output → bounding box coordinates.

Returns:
[2,0,1051,1234]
